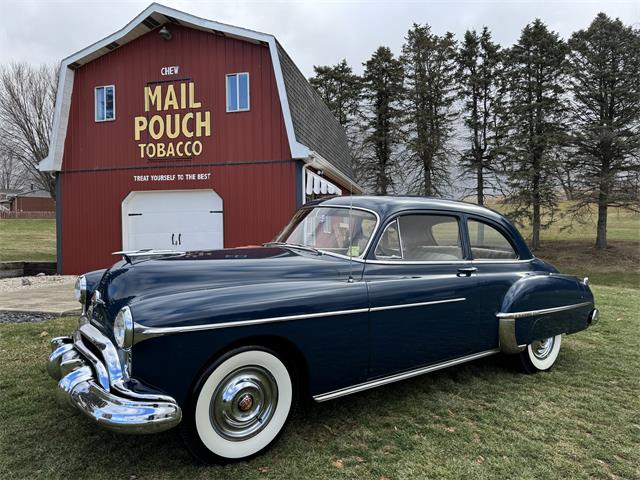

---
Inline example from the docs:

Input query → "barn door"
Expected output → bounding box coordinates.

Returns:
[122,189,223,252]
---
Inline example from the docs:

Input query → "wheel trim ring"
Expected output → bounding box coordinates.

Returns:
[209,365,279,441]
[531,336,555,360]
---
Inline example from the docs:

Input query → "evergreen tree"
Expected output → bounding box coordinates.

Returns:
[457,27,502,205]
[566,13,640,249]
[360,46,404,194]
[401,24,458,196]
[309,59,362,137]
[501,20,568,250]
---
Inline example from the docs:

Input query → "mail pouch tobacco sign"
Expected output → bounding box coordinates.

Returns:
[134,80,212,160]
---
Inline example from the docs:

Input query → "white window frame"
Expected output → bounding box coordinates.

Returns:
[94,85,116,122]
[225,72,250,113]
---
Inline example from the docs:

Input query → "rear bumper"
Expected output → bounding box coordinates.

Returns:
[47,332,181,434]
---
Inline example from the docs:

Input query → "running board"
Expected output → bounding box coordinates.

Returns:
[312,349,500,402]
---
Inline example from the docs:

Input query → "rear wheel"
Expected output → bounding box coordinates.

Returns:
[181,347,294,463]
[519,334,562,373]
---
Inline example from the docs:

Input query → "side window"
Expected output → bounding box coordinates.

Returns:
[374,220,401,259]
[399,215,462,261]
[374,215,463,261]
[468,219,518,260]
[95,85,115,122]
[226,73,250,112]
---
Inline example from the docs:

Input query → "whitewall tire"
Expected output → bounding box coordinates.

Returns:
[519,334,562,373]
[182,347,294,463]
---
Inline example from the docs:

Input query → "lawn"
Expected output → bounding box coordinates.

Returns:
[0,284,638,479]
[0,219,56,262]
[1,204,639,478]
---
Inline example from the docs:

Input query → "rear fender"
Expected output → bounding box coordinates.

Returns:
[498,274,594,354]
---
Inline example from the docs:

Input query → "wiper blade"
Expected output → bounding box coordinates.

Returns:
[263,242,322,255]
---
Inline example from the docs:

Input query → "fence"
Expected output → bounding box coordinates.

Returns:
[0,211,56,219]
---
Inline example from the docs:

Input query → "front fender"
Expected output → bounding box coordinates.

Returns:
[498,274,595,354]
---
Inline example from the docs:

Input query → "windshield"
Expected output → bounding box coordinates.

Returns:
[274,207,377,258]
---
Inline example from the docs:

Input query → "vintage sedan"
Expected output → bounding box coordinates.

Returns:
[47,196,597,462]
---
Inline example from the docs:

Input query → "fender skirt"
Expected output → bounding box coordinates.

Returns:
[497,274,595,354]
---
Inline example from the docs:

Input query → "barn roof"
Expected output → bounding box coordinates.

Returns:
[38,3,358,190]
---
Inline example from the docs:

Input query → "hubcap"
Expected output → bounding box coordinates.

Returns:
[210,365,278,441]
[531,336,555,360]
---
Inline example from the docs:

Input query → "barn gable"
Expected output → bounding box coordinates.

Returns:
[39,2,358,189]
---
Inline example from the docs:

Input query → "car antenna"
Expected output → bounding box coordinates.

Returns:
[347,179,354,283]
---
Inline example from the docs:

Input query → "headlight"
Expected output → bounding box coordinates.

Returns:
[74,275,87,304]
[114,306,134,349]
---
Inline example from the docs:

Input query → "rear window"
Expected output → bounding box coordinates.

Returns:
[467,219,518,260]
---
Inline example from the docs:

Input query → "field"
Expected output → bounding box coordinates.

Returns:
[0,204,638,479]
[0,219,56,262]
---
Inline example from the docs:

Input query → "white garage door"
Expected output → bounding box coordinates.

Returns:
[122,189,223,252]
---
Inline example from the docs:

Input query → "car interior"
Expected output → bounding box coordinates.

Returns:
[375,215,518,261]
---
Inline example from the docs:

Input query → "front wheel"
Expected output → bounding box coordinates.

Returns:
[519,334,562,373]
[181,347,294,463]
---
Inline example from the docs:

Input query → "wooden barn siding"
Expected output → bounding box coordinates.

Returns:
[58,24,299,274]
[62,24,291,171]
[60,162,298,274]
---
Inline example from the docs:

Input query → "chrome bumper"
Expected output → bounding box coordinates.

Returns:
[47,326,182,434]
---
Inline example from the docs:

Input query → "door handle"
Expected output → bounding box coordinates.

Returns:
[457,267,477,277]
[171,233,175,245]
[178,233,182,245]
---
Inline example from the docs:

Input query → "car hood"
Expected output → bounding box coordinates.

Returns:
[95,246,355,315]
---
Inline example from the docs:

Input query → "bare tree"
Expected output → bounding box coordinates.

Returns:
[0,144,26,191]
[0,63,57,199]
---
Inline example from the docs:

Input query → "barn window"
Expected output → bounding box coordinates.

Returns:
[95,85,115,122]
[226,73,250,112]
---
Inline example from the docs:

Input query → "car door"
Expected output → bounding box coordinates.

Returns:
[365,212,496,379]
[466,216,527,337]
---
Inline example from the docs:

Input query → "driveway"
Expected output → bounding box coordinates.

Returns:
[0,276,80,316]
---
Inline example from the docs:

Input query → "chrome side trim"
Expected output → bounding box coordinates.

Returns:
[366,258,534,266]
[133,296,467,343]
[370,297,465,312]
[313,349,500,402]
[134,307,371,343]
[496,301,593,319]
[366,259,472,266]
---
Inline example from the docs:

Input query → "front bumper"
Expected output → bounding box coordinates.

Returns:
[47,321,181,434]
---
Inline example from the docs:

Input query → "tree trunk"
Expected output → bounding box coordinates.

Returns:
[595,190,608,249]
[476,163,484,205]
[532,201,540,250]
[595,155,611,249]
[423,156,432,196]
[531,169,541,250]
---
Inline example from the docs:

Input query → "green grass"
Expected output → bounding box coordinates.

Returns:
[0,219,56,262]
[490,202,640,243]
[0,284,638,479]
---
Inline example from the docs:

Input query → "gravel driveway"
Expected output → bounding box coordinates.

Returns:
[0,275,78,324]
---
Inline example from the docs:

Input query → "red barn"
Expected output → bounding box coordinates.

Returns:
[39,4,359,274]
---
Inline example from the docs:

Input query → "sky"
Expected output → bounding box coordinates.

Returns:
[0,0,638,78]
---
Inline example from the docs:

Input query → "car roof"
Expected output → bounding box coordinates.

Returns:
[309,195,504,222]
[306,195,533,259]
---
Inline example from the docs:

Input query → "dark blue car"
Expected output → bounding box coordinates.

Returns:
[47,196,598,462]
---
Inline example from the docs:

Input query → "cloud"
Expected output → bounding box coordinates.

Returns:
[0,0,637,76]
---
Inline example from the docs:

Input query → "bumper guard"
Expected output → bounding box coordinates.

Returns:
[47,330,181,434]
